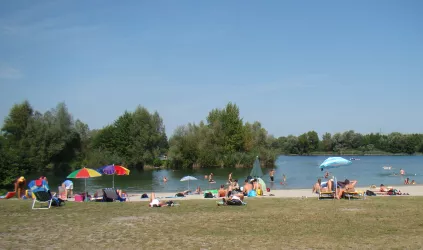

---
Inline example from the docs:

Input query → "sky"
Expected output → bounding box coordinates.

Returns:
[1,0,422,138]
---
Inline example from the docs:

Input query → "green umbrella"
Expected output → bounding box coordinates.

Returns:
[250,156,263,178]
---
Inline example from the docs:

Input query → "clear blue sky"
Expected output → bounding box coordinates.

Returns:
[1,0,422,137]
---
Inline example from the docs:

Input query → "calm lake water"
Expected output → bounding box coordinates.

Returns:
[29,155,423,194]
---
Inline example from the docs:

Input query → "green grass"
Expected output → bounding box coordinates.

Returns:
[1,197,423,249]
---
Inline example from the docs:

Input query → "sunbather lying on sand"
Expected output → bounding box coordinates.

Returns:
[379,184,408,195]
[218,193,244,206]
[149,193,174,207]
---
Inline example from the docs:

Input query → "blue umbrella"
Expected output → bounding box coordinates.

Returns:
[319,157,352,171]
[180,176,198,190]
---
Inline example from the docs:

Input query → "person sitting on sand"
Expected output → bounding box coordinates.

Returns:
[243,179,253,196]
[194,186,202,194]
[149,193,174,207]
[337,179,358,199]
[116,189,128,201]
[232,179,241,192]
[404,178,410,185]
[411,180,416,185]
[218,185,227,198]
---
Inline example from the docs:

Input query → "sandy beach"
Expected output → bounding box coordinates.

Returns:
[121,184,423,202]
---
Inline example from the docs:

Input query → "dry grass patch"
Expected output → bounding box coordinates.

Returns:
[1,197,423,249]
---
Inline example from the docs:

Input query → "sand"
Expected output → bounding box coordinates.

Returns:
[124,184,423,202]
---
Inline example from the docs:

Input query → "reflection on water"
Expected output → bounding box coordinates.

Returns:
[26,155,423,194]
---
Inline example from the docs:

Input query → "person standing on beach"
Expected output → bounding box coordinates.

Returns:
[269,169,275,182]
[14,176,26,199]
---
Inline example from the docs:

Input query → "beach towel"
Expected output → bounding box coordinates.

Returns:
[0,192,16,199]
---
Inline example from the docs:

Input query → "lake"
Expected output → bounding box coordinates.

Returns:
[28,155,423,194]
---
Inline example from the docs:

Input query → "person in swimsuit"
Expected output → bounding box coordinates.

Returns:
[312,178,322,194]
[148,193,173,207]
[14,176,26,199]
[337,179,357,199]
[243,179,253,196]
[228,172,233,183]
[218,185,227,197]
[269,169,275,182]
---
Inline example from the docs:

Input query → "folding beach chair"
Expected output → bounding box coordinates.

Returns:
[318,177,337,200]
[102,188,126,202]
[31,180,64,209]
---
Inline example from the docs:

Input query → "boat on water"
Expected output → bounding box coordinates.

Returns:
[383,166,392,170]
[349,158,360,161]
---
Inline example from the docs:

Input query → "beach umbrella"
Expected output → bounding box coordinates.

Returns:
[250,156,263,178]
[97,164,130,189]
[67,167,102,198]
[256,177,267,192]
[319,157,352,171]
[180,176,198,190]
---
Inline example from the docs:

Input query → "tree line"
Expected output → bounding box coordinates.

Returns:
[1,101,422,186]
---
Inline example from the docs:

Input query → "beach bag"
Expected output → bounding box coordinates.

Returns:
[204,192,213,198]
[257,189,263,196]
[366,190,376,196]
[248,190,257,197]
[141,193,149,199]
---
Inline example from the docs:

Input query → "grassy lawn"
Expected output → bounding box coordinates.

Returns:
[1,197,423,249]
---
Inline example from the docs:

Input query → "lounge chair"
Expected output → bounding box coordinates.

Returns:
[318,178,337,200]
[32,189,64,209]
[343,190,365,200]
[102,188,126,202]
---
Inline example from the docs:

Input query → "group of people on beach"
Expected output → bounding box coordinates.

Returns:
[11,175,74,199]
[312,178,359,199]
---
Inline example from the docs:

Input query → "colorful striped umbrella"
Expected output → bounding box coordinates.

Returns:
[97,164,130,188]
[67,167,102,178]
[67,167,102,198]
